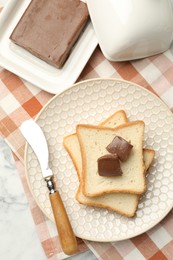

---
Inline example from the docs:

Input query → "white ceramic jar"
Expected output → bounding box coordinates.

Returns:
[87,0,173,61]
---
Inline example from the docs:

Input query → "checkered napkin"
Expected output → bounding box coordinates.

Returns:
[1,7,173,260]
[1,47,173,259]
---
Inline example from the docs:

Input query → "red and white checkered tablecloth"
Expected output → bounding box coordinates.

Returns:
[1,7,173,260]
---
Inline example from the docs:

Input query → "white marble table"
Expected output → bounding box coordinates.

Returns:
[0,136,47,260]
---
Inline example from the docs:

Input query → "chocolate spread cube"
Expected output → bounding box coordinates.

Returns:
[10,0,89,68]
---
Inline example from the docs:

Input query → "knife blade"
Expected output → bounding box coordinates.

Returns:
[20,119,78,255]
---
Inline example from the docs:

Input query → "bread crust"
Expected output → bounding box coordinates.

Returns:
[63,133,81,179]
[99,110,128,126]
[76,183,139,218]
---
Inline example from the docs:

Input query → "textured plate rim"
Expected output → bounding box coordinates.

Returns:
[24,77,173,242]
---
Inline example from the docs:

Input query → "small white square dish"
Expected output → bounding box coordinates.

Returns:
[0,0,98,94]
[87,0,173,61]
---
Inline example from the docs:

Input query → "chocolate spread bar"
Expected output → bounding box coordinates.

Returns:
[10,0,89,68]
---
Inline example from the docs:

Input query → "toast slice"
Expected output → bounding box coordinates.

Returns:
[76,121,146,196]
[63,110,155,217]
[64,110,128,179]
[76,148,154,217]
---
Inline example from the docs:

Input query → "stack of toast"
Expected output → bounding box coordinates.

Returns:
[63,110,155,217]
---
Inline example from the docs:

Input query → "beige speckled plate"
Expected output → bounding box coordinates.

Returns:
[24,78,173,242]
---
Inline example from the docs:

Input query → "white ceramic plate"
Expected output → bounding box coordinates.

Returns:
[0,0,97,94]
[25,78,173,242]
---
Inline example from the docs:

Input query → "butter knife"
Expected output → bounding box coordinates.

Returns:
[20,119,78,255]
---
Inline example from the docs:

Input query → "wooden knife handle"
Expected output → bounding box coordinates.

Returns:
[49,191,78,255]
